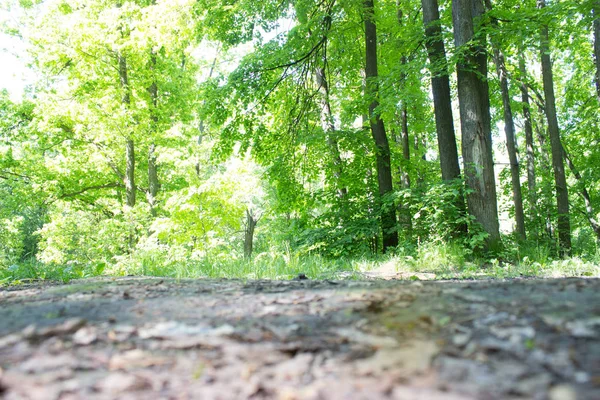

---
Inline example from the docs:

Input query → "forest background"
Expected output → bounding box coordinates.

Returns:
[1,0,600,284]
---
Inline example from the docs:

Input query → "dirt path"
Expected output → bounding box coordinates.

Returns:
[1,277,599,399]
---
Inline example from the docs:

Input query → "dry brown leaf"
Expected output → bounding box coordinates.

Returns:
[109,349,171,370]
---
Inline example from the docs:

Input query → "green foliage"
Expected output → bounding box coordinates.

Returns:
[1,0,599,285]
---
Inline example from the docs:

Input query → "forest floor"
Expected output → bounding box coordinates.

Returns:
[0,276,599,400]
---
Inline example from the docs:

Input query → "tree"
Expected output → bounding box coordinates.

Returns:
[364,0,398,252]
[538,0,571,255]
[485,0,526,239]
[421,0,461,184]
[452,0,501,250]
[518,54,538,230]
[594,0,600,101]
[244,208,259,258]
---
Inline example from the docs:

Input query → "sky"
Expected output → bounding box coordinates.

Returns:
[0,4,33,101]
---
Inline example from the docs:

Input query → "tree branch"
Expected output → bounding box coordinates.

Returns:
[60,183,122,199]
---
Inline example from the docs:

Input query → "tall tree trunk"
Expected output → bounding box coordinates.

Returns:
[119,54,136,208]
[147,52,159,215]
[396,6,412,237]
[364,0,398,252]
[519,54,538,224]
[316,66,347,198]
[535,108,555,239]
[244,208,258,259]
[452,0,501,250]
[485,0,525,239]
[422,0,466,235]
[421,0,462,182]
[594,1,600,101]
[538,0,571,256]
[495,50,526,239]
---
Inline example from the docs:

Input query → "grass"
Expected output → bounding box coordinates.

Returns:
[2,241,599,286]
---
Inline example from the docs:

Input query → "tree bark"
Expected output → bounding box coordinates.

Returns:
[452,0,501,250]
[396,6,412,236]
[485,0,525,239]
[364,0,398,252]
[538,0,571,256]
[147,52,159,215]
[119,54,136,208]
[244,208,258,259]
[519,54,537,224]
[534,108,555,239]
[316,66,347,198]
[421,0,462,183]
[594,1,600,101]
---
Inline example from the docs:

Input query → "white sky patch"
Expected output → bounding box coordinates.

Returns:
[0,2,36,100]
[0,31,33,101]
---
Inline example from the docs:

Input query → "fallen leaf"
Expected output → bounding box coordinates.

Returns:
[356,340,438,376]
[109,349,171,370]
[24,318,87,340]
[73,326,98,345]
[96,372,151,394]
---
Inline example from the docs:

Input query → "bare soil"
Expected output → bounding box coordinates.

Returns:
[1,277,599,399]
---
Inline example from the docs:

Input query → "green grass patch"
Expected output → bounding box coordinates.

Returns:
[2,240,599,286]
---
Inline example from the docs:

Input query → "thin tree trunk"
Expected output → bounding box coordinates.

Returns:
[538,0,571,256]
[316,66,347,198]
[119,54,136,208]
[396,6,412,236]
[519,54,537,223]
[485,0,525,239]
[452,0,501,250]
[594,1,600,101]
[147,52,159,215]
[400,105,411,189]
[535,109,555,239]
[244,208,258,259]
[148,144,158,212]
[495,49,526,239]
[364,0,398,252]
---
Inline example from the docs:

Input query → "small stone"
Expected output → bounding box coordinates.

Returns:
[73,326,98,345]
[97,372,151,394]
[549,384,577,400]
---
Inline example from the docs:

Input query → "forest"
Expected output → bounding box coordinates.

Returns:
[1,0,600,282]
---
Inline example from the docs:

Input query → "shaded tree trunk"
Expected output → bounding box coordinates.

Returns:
[244,208,258,259]
[421,0,462,183]
[538,0,571,256]
[452,0,501,250]
[396,5,412,237]
[535,108,555,239]
[485,0,525,239]
[422,0,466,235]
[594,1,600,101]
[519,54,538,224]
[119,54,136,208]
[364,0,398,252]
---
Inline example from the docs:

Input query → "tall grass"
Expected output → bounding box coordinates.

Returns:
[2,239,599,286]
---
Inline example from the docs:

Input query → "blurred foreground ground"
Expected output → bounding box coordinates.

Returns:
[1,277,599,399]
